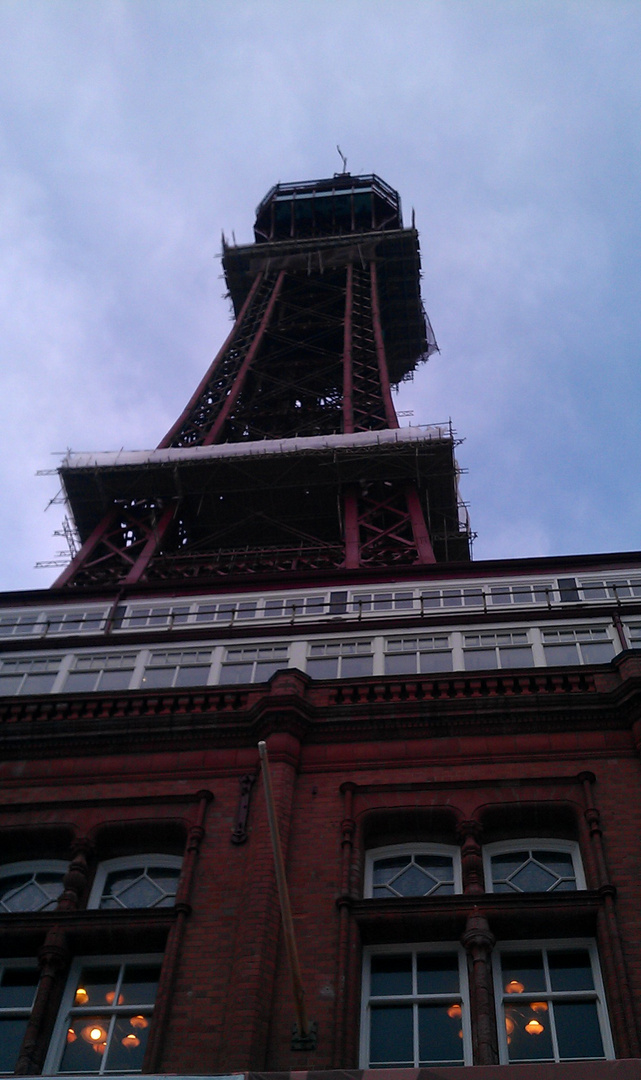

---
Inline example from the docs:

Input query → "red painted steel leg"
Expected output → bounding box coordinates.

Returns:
[342,263,354,434]
[203,270,286,446]
[124,503,177,585]
[404,484,436,563]
[343,487,360,568]
[370,261,400,430]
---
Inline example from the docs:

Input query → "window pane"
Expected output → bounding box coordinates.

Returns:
[370,955,412,996]
[580,642,615,664]
[141,668,175,688]
[548,950,594,992]
[419,651,453,674]
[120,963,160,1004]
[555,1001,604,1059]
[501,952,546,994]
[21,673,57,693]
[0,1017,29,1072]
[510,860,559,892]
[65,671,98,692]
[306,658,338,679]
[369,1005,413,1067]
[464,649,495,670]
[99,669,134,691]
[219,663,252,685]
[415,855,454,882]
[416,954,459,995]
[60,1016,109,1072]
[254,661,286,681]
[75,966,121,1007]
[341,654,373,677]
[544,644,578,665]
[418,1003,464,1065]
[385,653,416,676]
[174,665,210,687]
[104,1014,151,1071]
[0,967,39,1008]
[533,852,575,881]
[504,1003,554,1061]
[500,647,534,668]
[0,674,22,694]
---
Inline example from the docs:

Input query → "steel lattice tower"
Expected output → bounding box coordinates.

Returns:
[56,174,470,589]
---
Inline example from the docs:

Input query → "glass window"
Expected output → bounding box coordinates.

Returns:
[489,584,550,606]
[89,856,182,910]
[352,591,415,615]
[44,610,107,635]
[141,650,212,689]
[362,947,469,1067]
[485,842,584,894]
[0,861,67,913]
[219,645,289,685]
[384,636,453,675]
[63,655,137,694]
[542,628,615,666]
[46,956,161,1074]
[306,640,373,680]
[463,632,534,671]
[0,961,40,1073]
[365,845,460,898]
[496,943,611,1063]
[0,658,61,696]
[0,612,42,638]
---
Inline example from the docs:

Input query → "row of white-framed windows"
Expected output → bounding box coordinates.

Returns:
[365,841,584,898]
[0,857,182,914]
[2,574,640,640]
[361,941,613,1067]
[0,624,622,696]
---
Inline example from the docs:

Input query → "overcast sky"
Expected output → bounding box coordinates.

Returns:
[1,0,640,591]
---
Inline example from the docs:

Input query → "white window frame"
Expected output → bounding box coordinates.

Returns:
[360,942,472,1068]
[218,643,290,685]
[463,630,535,672]
[87,855,183,910]
[306,639,374,680]
[364,844,462,898]
[493,938,614,1064]
[384,635,453,676]
[0,860,68,913]
[43,953,162,1075]
[0,957,41,1073]
[483,840,586,895]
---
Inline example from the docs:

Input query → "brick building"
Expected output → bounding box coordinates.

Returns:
[1,174,640,1079]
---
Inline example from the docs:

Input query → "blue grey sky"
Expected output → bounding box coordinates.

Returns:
[0,0,639,589]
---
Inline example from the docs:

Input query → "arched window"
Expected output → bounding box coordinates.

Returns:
[0,860,67,913]
[88,855,182,910]
[483,840,585,894]
[364,844,461,898]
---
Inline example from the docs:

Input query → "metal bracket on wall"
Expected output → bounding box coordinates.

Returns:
[291,1019,318,1051]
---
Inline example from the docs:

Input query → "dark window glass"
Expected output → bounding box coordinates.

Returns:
[369,1004,413,1066]
[370,955,412,996]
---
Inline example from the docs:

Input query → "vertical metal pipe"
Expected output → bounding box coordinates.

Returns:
[258,740,309,1038]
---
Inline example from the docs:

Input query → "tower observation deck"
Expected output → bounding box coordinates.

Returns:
[56,174,471,589]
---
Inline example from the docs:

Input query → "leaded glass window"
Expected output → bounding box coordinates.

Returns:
[365,845,460,898]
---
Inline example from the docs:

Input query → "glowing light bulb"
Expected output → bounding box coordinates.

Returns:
[74,987,89,1005]
[447,1004,462,1019]
[525,1018,545,1035]
[122,1034,140,1048]
[89,1028,104,1042]
[66,1028,77,1043]
[504,979,525,994]
[531,1001,548,1012]
[105,991,125,1005]
[130,1015,148,1029]
[505,1016,515,1035]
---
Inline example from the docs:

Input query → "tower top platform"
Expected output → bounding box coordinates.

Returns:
[253,173,403,241]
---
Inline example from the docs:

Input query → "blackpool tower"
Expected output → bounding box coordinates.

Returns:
[55,173,470,590]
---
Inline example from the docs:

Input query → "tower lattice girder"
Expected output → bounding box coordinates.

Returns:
[55,175,470,589]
